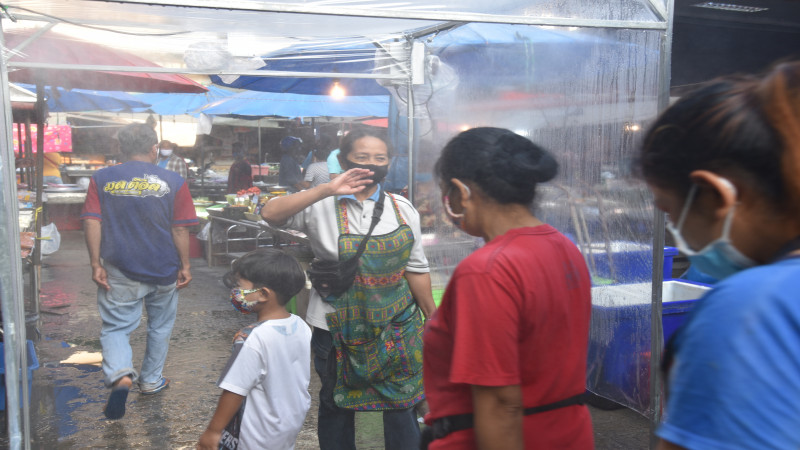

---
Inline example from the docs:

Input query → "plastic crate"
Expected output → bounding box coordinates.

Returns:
[662,279,708,341]
[587,280,710,410]
[0,340,39,411]
[663,246,679,280]
[588,243,678,283]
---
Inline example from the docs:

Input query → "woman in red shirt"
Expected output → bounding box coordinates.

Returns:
[423,127,594,449]
[227,142,253,194]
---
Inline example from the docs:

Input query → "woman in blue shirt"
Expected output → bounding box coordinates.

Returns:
[637,62,800,449]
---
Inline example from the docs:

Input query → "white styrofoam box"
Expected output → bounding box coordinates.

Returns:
[592,280,711,308]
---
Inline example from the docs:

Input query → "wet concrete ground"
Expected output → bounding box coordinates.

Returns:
[2,230,650,449]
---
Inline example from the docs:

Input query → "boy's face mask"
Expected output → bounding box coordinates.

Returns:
[230,288,261,314]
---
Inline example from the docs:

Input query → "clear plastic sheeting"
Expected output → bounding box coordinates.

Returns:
[0,0,668,79]
[0,1,670,445]
[3,0,665,35]
[590,283,655,413]
[413,23,662,416]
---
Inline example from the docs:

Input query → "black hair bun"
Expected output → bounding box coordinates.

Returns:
[495,133,559,184]
[435,127,559,205]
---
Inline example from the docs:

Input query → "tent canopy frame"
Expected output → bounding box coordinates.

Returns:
[0,2,673,448]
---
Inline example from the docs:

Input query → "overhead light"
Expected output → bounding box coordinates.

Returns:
[330,80,346,99]
[624,122,641,132]
[691,2,768,13]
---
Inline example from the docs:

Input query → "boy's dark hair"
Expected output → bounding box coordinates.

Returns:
[224,248,306,306]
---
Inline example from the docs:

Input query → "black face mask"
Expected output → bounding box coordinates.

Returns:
[345,161,389,187]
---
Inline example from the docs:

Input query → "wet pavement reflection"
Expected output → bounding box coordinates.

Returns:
[0,231,320,449]
[1,230,649,449]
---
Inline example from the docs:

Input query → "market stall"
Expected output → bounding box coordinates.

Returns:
[1,1,672,447]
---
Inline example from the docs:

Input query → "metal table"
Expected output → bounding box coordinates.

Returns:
[205,215,310,267]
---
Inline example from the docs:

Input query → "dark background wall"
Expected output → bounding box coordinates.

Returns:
[671,0,800,94]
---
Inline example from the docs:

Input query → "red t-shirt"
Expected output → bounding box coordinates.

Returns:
[423,225,593,449]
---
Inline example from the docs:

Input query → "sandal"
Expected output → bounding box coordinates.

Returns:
[140,377,170,395]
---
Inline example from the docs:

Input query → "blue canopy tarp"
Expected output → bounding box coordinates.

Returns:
[17,83,150,112]
[132,85,237,115]
[197,90,390,118]
[211,41,391,96]
[428,23,623,92]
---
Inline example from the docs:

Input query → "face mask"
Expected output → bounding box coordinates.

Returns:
[159,149,173,157]
[666,182,756,280]
[230,287,261,314]
[443,184,471,229]
[345,161,389,187]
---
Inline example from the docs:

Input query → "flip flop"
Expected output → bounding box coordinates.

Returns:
[140,377,170,395]
[103,385,129,420]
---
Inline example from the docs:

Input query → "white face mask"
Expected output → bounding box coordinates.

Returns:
[666,180,756,280]
[159,149,173,157]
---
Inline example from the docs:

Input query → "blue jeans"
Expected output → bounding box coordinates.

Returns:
[97,264,179,389]
[311,327,421,450]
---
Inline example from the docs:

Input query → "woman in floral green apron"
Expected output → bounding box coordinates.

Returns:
[262,127,436,450]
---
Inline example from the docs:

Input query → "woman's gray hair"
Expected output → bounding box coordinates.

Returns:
[117,123,158,156]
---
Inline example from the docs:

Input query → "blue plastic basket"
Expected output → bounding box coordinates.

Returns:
[587,280,711,410]
[0,340,39,411]
[591,244,679,283]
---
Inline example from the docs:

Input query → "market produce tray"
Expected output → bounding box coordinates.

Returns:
[223,206,249,220]
[205,207,225,218]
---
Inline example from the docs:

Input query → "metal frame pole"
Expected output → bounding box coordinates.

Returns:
[406,83,415,203]
[106,0,670,30]
[650,0,675,445]
[257,119,262,172]
[6,62,408,81]
[0,23,32,450]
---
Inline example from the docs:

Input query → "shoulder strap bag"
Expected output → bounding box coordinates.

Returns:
[308,189,385,299]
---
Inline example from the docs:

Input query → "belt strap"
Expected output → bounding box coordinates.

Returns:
[431,393,586,441]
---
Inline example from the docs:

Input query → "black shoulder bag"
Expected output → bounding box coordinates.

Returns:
[308,189,385,300]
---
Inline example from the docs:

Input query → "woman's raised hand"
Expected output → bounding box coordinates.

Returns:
[327,168,375,196]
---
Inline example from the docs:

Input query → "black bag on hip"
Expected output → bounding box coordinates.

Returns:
[308,256,360,298]
[308,189,385,300]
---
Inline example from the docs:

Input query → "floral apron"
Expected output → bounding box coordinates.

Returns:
[325,193,425,411]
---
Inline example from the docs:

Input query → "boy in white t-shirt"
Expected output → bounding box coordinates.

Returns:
[197,249,312,450]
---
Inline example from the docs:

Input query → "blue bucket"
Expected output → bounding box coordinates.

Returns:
[0,340,39,410]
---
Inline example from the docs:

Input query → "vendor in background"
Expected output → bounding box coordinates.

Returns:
[261,126,436,450]
[300,135,335,190]
[324,131,344,180]
[278,136,304,192]
[423,127,594,449]
[227,142,253,194]
[638,62,800,449]
[327,147,343,180]
[156,140,189,180]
